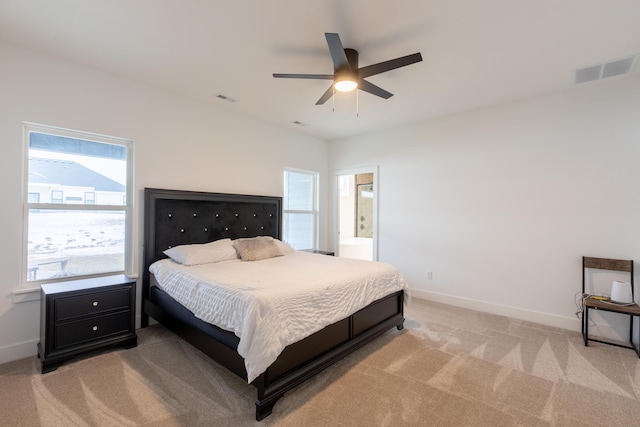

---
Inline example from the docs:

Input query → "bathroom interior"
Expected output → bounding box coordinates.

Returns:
[338,173,374,261]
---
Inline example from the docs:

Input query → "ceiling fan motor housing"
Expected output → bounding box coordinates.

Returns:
[344,48,359,70]
[335,48,360,85]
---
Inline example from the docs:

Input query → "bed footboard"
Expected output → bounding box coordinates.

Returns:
[254,290,404,420]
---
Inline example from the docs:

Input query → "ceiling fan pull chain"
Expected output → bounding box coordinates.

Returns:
[356,90,359,117]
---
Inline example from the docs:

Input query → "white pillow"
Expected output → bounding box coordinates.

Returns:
[163,238,238,265]
[233,236,283,261]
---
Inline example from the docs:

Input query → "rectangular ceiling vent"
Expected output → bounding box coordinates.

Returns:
[216,94,236,103]
[575,55,638,85]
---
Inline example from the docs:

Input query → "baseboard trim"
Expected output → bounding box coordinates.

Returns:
[0,339,38,365]
[410,289,581,331]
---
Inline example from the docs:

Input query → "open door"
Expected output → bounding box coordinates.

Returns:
[335,167,378,261]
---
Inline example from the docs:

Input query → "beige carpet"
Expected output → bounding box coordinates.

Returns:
[2,298,640,426]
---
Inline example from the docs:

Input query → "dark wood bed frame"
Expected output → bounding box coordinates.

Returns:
[140,188,405,420]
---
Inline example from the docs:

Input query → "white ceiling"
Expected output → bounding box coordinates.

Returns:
[1,0,639,141]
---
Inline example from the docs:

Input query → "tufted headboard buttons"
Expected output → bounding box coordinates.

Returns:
[143,188,282,295]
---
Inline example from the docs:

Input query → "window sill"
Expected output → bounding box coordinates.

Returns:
[12,287,41,303]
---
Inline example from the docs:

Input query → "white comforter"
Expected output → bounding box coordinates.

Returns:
[149,251,409,383]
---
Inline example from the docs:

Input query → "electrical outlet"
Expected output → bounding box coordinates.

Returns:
[427,271,433,279]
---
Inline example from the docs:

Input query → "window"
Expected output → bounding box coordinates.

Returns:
[51,190,63,204]
[84,192,95,205]
[283,169,318,250]
[23,123,133,283]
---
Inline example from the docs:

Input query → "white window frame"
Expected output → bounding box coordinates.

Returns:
[21,122,134,286]
[283,168,319,250]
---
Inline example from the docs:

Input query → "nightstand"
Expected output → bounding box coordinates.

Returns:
[302,249,335,256]
[37,274,137,373]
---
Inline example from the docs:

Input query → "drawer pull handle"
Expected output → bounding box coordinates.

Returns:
[92,326,98,331]
[92,301,98,307]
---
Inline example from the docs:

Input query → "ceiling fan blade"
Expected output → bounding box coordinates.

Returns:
[358,79,393,99]
[273,73,333,80]
[315,85,335,105]
[325,33,350,69]
[358,53,423,78]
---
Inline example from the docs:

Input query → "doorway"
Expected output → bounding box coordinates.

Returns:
[335,167,378,261]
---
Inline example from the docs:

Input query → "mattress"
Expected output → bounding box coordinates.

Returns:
[149,251,409,382]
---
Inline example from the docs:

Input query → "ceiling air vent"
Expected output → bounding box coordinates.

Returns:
[602,57,635,78]
[216,94,236,103]
[575,55,638,84]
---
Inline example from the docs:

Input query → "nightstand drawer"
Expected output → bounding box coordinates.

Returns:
[54,288,130,321]
[55,311,131,348]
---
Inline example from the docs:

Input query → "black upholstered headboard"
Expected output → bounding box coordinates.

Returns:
[142,188,282,297]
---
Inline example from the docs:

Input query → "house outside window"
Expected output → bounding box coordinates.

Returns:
[23,123,133,283]
[84,192,96,205]
[51,190,63,204]
[28,192,40,203]
[283,168,318,250]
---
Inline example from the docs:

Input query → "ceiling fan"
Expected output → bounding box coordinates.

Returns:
[273,33,423,105]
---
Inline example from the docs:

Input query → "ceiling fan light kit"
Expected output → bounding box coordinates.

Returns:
[334,79,358,92]
[334,70,358,92]
[273,33,422,105]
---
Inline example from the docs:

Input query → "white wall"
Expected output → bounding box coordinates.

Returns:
[329,73,640,335]
[0,40,328,364]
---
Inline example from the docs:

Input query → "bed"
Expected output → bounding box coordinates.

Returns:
[141,188,407,420]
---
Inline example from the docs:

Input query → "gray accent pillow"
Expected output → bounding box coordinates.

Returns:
[233,236,283,261]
